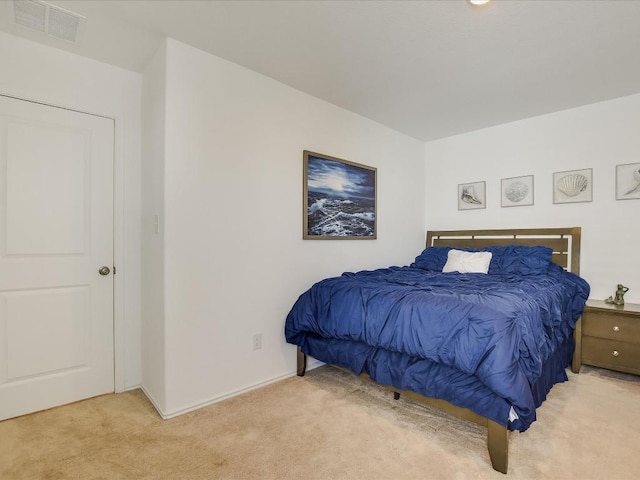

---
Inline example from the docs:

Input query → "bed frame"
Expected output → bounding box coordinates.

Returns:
[296,227,583,474]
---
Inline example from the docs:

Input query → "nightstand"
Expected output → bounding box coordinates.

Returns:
[574,299,640,375]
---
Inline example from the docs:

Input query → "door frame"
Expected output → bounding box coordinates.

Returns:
[0,90,127,393]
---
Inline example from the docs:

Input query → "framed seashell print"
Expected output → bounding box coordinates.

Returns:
[458,181,486,210]
[615,162,640,200]
[501,175,534,207]
[553,168,593,204]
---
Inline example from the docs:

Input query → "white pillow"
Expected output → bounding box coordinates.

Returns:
[442,249,492,274]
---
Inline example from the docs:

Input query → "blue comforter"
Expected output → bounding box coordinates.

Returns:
[285,264,589,431]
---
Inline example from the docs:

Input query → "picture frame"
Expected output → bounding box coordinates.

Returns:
[553,168,593,204]
[501,175,534,207]
[303,150,377,239]
[458,181,486,210]
[615,162,640,200]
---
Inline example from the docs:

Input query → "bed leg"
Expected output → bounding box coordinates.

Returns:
[393,392,400,400]
[296,347,307,377]
[487,420,508,474]
[572,316,582,374]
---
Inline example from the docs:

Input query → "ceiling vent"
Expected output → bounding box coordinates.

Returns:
[11,0,85,44]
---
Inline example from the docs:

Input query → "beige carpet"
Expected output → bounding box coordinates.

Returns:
[1,365,639,480]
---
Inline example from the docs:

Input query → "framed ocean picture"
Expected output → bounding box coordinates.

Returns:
[303,150,377,239]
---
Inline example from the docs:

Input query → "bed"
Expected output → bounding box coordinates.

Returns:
[285,227,590,473]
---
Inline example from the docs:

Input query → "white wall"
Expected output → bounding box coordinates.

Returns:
[424,94,640,303]
[141,42,167,411]
[0,32,142,389]
[144,39,426,416]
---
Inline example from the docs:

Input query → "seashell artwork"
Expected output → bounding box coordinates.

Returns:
[458,181,486,210]
[501,175,534,207]
[461,185,481,204]
[616,163,640,200]
[624,167,640,196]
[553,169,592,204]
[556,173,588,197]
[504,181,529,202]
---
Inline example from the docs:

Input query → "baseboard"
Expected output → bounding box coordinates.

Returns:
[138,360,325,420]
[138,384,165,419]
[307,358,324,369]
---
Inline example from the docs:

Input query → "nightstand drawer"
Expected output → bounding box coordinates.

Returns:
[582,312,640,343]
[582,336,640,374]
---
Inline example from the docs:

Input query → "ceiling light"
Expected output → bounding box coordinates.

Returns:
[469,0,491,5]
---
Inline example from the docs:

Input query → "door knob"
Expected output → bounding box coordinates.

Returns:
[99,266,111,276]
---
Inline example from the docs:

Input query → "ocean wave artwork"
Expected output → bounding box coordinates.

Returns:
[305,154,376,237]
[307,193,375,236]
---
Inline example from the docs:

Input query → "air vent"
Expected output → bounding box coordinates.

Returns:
[11,0,85,44]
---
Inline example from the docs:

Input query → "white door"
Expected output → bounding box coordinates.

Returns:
[0,95,114,420]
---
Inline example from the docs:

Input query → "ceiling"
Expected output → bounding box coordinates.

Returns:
[2,0,640,142]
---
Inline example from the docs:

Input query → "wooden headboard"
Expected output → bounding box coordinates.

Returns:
[426,227,582,275]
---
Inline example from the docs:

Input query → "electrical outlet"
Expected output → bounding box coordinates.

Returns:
[252,333,262,350]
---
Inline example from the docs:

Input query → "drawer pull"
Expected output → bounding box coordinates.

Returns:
[612,350,620,357]
[612,325,620,332]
